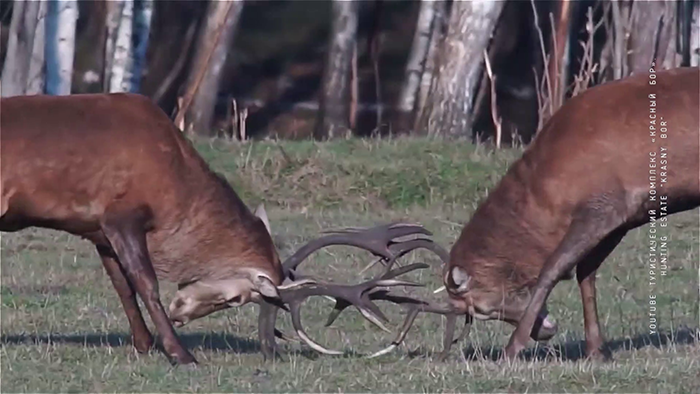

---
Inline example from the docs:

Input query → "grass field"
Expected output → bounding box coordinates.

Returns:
[1,138,698,393]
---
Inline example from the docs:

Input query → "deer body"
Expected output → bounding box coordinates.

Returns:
[1,93,451,363]
[1,93,283,364]
[444,67,699,359]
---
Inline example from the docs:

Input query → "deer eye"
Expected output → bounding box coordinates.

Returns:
[226,295,242,305]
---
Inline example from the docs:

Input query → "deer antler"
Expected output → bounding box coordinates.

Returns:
[281,222,449,278]
[361,291,473,360]
[257,222,471,359]
[276,263,428,355]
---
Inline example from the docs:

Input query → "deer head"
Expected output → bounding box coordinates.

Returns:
[168,204,283,327]
[444,264,558,341]
[168,203,465,358]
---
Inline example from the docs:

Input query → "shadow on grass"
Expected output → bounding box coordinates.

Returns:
[408,326,700,362]
[3,326,697,363]
[0,331,333,360]
[1,331,261,354]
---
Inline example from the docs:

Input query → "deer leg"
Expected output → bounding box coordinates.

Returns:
[96,245,154,354]
[504,198,627,360]
[101,207,196,365]
[576,228,627,360]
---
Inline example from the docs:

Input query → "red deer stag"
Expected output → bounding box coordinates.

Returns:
[328,67,700,362]
[0,93,449,364]
[439,66,699,360]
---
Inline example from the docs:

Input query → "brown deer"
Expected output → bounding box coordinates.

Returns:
[440,66,699,360]
[0,93,449,364]
[339,67,700,362]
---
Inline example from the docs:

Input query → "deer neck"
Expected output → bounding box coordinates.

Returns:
[148,172,282,285]
[453,162,568,293]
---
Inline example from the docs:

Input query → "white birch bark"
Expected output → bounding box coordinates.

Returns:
[417,0,505,137]
[46,0,78,95]
[628,1,675,75]
[109,0,134,92]
[691,4,700,66]
[26,1,47,95]
[103,0,124,91]
[415,0,446,130]
[397,0,436,114]
[1,0,41,97]
[313,0,359,139]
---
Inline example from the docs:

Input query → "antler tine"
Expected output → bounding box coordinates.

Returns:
[357,235,434,274]
[281,222,436,276]
[272,262,431,355]
[366,308,420,359]
[351,288,472,360]
[323,262,429,327]
[288,301,344,355]
[258,301,284,361]
[436,314,473,361]
[358,235,450,283]
[387,238,450,267]
[321,222,432,236]
[259,221,453,358]
[322,238,448,328]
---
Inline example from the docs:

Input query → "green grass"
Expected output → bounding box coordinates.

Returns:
[2,138,698,393]
[195,138,520,211]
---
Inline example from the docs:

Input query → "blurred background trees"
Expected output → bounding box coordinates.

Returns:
[1,0,698,145]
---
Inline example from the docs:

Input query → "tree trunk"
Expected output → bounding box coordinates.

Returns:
[103,0,124,92]
[69,1,109,93]
[414,0,447,133]
[313,0,359,140]
[627,1,675,75]
[108,0,134,92]
[691,2,700,67]
[26,0,47,95]
[180,0,244,136]
[395,0,437,133]
[547,0,572,110]
[610,0,633,79]
[416,0,505,137]
[129,0,153,92]
[1,0,42,97]
[45,0,78,95]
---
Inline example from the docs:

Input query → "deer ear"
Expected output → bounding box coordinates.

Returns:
[253,203,272,235]
[450,266,471,293]
[253,274,280,299]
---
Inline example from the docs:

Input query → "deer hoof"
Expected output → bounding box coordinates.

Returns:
[171,350,198,366]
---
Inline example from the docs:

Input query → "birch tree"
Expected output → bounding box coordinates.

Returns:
[103,0,124,92]
[627,1,675,75]
[416,0,505,137]
[414,0,447,132]
[26,1,47,95]
[313,0,360,140]
[45,0,78,95]
[108,0,134,92]
[691,4,700,66]
[177,0,244,136]
[1,0,42,97]
[101,0,152,93]
[395,0,439,132]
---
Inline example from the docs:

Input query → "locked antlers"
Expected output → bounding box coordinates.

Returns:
[258,222,470,359]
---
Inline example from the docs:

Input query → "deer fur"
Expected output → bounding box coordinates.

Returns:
[0,93,283,364]
[443,67,699,359]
